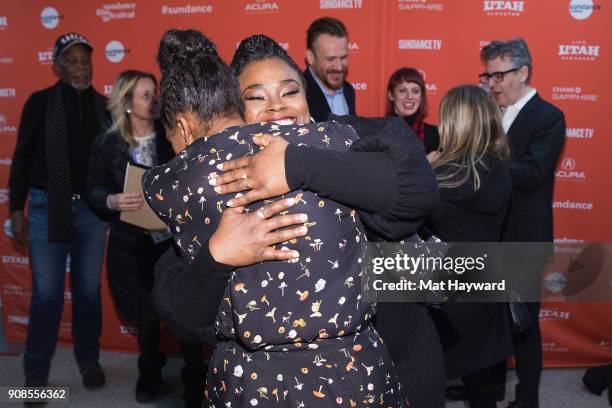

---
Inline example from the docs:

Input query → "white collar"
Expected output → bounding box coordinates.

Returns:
[506,88,536,113]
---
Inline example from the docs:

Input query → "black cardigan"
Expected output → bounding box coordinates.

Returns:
[153,116,439,342]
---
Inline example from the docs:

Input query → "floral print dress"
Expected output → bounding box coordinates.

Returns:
[143,121,407,407]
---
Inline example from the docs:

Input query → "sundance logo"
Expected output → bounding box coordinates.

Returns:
[552,86,598,102]
[398,0,444,12]
[559,42,600,61]
[8,315,29,325]
[552,200,593,210]
[0,56,13,64]
[38,49,54,64]
[161,4,213,15]
[555,158,586,180]
[569,0,601,20]
[104,85,113,96]
[96,2,136,23]
[320,0,364,9]
[540,308,571,321]
[398,39,442,50]
[105,40,130,63]
[483,1,524,16]
[0,16,7,29]
[0,88,16,98]
[120,325,138,335]
[566,127,594,139]
[245,0,279,13]
[348,42,359,52]
[2,255,29,266]
[0,114,16,133]
[40,6,64,29]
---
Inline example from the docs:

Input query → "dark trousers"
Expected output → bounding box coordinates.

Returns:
[463,360,507,408]
[512,301,541,404]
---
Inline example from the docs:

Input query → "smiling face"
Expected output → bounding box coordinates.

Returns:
[484,56,529,107]
[388,81,422,117]
[238,57,310,125]
[306,34,349,91]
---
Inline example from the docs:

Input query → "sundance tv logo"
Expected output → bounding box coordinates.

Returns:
[569,0,602,20]
[106,40,130,63]
[96,2,136,23]
[555,157,586,180]
[320,0,364,9]
[559,42,600,61]
[244,0,279,13]
[566,127,594,139]
[552,86,598,102]
[398,0,444,12]
[418,70,438,93]
[483,1,524,16]
[398,39,442,50]
[0,114,16,133]
[0,56,13,64]
[161,4,213,15]
[40,6,64,29]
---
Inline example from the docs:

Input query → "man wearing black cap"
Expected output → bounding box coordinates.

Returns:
[9,33,109,391]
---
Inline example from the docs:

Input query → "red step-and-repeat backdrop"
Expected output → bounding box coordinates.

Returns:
[0,0,610,366]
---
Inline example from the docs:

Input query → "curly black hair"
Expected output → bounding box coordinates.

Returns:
[157,29,243,129]
[231,34,305,86]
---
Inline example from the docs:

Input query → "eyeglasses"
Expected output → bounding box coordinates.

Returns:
[478,67,520,84]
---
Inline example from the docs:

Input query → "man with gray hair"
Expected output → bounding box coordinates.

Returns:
[479,38,565,408]
[9,32,108,391]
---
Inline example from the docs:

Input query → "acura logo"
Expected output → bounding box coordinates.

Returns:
[562,158,576,171]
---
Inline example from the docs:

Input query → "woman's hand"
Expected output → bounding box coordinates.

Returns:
[209,197,307,267]
[210,133,290,207]
[427,150,441,164]
[106,193,144,212]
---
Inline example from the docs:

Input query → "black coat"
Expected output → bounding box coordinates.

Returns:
[502,93,566,242]
[87,127,174,324]
[303,68,356,122]
[425,156,514,379]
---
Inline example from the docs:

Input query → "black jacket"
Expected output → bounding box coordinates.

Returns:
[425,156,514,378]
[9,81,107,211]
[87,126,174,221]
[303,68,356,122]
[502,93,565,242]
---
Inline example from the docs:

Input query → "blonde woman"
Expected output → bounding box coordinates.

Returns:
[425,85,513,408]
[86,70,205,406]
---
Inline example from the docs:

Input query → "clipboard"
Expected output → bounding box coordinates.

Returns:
[120,163,167,231]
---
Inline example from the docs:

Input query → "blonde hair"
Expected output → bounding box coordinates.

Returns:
[432,85,509,190]
[107,70,157,147]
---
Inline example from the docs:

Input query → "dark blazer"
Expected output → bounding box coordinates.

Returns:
[303,68,356,122]
[502,93,566,242]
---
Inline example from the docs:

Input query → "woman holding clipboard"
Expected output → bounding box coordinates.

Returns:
[86,70,206,405]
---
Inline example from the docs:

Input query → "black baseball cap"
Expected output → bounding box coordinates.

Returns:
[53,32,93,59]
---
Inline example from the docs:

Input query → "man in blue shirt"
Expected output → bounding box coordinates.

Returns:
[303,17,356,122]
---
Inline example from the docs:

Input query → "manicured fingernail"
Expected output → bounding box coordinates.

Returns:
[298,214,308,222]
[256,211,265,218]
[209,172,217,178]
[226,200,233,207]
[216,163,224,170]
[286,197,295,205]
[298,226,308,234]
[209,177,217,186]
[214,186,222,194]
[290,251,300,258]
